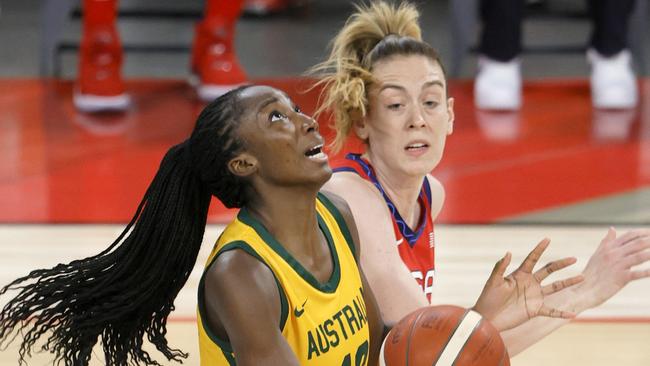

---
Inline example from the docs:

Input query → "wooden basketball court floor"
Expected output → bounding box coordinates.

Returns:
[1,78,649,365]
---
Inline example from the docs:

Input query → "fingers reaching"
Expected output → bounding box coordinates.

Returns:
[533,257,578,282]
[605,227,617,242]
[617,229,650,247]
[597,227,617,250]
[518,238,551,273]
[629,269,650,281]
[622,250,650,269]
[490,252,512,279]
[541,274,584,296]
[620,236,650,257]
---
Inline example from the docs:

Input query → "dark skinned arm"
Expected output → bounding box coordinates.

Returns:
[203,248,299,366]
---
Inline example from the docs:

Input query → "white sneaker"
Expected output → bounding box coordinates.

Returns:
[73,89,131,113]
[474,56,522,110]
[588,48,638,109]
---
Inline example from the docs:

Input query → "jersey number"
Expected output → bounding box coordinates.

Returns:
[341,340,368,366]
[411,269,435,298]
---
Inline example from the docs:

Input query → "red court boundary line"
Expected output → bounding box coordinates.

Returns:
[167,316,650,324]
[572,317,650,324]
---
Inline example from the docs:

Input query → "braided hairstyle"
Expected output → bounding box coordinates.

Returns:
[0,85,253,365]
[310,1,445,153]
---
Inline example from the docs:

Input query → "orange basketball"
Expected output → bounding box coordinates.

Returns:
[380,305,510,366]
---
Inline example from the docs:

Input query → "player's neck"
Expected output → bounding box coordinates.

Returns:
[246,187,323,256]
[364,154,423,229]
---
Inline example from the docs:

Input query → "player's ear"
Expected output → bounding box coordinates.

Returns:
[228,153,257,177]
[353,110,369,141]
[446,97,454,135]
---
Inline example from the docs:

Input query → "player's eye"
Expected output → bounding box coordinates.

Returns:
[424,100,439,108]
[269,110,287,122]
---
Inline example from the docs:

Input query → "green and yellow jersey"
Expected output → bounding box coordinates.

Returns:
[197,193,370,366]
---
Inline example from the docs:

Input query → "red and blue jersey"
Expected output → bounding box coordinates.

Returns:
[333,153,436,302]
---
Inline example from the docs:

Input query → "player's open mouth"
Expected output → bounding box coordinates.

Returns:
[305,144,327,160]
[405,142,429,151]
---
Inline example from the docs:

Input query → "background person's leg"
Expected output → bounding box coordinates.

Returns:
[589,0,635,56]
[587,0,638,109]
[475,0,525,110]
[192,0,246,102]
[74,0,130,112]
[479,0,524,61]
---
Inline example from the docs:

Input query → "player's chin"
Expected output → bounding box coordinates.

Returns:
[402,158,438,177]
[318,165,333,182]
[306,165,333,186]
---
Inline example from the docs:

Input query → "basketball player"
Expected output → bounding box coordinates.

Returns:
[0,85,378,365]
[0,84,583,365]
[312,0,650,356]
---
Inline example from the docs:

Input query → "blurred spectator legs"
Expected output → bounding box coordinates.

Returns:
[74,0,129,112]
[75,0,248,112]
[474,0,638,110]
[192,0,247,102]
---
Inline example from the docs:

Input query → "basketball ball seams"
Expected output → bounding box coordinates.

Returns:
[382,307,420,366]
[405,309,427,366]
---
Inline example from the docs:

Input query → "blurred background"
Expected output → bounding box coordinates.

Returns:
[0,0,649,365]
[2,0,648,79]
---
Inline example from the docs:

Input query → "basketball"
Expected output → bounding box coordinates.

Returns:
[380,305,510,366]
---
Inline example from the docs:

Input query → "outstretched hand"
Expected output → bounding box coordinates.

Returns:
[579,228,650,309]
[473,238,584,331]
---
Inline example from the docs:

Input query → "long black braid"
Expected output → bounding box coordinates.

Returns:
[0,85,253,365]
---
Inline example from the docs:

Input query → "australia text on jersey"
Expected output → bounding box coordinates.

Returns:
[306,288,367,360]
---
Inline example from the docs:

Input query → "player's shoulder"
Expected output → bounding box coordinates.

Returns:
[325,171,385,203]
[207,242,277,298]
[329,170,373,187]
[202,243,284,352]
[323,174,395,251]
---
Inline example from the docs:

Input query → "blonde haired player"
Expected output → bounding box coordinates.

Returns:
[312,0,650,356]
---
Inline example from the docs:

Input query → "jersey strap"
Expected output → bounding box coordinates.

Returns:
[333,153,431,246]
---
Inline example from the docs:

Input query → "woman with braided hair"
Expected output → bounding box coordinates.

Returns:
[0,85,384,366]
[313,0,650,357]
[0,83,584,366]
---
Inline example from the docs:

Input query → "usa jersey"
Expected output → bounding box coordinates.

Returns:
[333,153,436,302]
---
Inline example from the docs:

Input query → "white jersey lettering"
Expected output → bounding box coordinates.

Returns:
[411,270,435,303]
